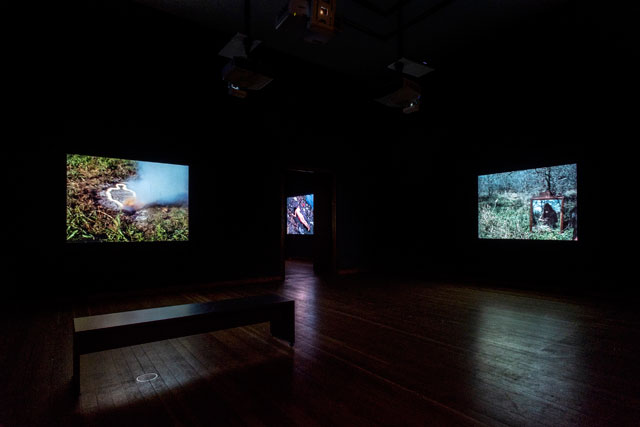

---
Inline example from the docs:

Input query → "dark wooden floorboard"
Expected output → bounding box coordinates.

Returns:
[2,260,639,426]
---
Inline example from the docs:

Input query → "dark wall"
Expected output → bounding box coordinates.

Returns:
[6,0,352,297]
[10,119,284,297]
[7,0,631,298]
[362,141,604,286]
[336,0,628,291]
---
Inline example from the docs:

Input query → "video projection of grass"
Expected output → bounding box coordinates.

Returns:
[478,164,577,241]
[66,154,189,242]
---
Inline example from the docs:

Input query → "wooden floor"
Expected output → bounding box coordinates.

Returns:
[1,261,639,426]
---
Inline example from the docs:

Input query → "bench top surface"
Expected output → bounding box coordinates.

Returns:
[74,294,293,332]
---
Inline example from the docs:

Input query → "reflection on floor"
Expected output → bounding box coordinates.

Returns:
[285,259,314,278]
[1,265,639,426]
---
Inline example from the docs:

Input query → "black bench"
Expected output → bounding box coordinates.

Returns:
[73,294,295,394]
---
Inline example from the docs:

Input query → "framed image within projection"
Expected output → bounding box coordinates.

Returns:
[478,164,577,240]
[66,154,189,242]
[287,194,314,235]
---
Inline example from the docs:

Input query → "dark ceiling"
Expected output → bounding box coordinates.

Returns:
[6,0,636,134]
[129,0,571,78]
[121,0,633,81]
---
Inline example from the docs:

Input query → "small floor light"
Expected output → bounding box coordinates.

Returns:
[136,373,159,383]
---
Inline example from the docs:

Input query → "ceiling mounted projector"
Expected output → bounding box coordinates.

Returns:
[387,57,434,78]
[222,57,273,98]
[219,33,273,98]
[276,0,337,44]
[375,77,422,114]
[276,0,309,35]
[374,58,433,114]
[218,33,261,60]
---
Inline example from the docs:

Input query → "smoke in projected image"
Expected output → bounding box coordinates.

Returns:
[478,164,577,241]
[287,194,314,235]
[66,154,189,242]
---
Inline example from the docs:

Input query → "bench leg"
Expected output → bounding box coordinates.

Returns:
[72,337,80,395]
[270,302,295,346]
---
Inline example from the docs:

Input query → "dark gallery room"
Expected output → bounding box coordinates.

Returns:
[3,0,638,425]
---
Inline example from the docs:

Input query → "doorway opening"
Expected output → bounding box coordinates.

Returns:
[282,168,336,277]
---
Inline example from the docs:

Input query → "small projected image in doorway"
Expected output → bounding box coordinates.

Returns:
[287,194,314,235]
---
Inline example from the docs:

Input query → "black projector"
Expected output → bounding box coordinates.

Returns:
[221,57,273,92]
[374,76,421,114]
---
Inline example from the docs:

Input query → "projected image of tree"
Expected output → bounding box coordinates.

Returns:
[66,154,189,242]
[478,164,577,240]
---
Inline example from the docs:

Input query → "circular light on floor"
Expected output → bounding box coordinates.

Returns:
[136,373,159,383]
